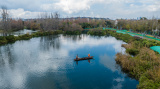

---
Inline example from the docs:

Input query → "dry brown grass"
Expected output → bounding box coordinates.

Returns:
[116,43,160,88]
[116,53,135,72]
[137,47,159,61]
[121,44,130,49]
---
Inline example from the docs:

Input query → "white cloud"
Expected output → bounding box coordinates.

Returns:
[57,0,90,14]
[42,0,93,14]
[147,1,160,12]
[0,0,159,19]
[99,54,117,72]
[61,35,125,52]
[9,8,40,18]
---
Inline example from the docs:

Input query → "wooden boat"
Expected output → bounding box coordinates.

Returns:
[74,56,94,61]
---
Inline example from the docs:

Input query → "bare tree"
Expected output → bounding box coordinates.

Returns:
[1,6,10,35]
[54,12,60,30]
[37,12,48,31]
[37,12,60,31]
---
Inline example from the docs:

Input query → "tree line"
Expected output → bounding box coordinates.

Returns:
[106,18,160,35]
[0,6,160,36]
[0,6,106,34]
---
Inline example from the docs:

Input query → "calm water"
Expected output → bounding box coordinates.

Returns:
[0,29,37,36]
[0,34,138,89]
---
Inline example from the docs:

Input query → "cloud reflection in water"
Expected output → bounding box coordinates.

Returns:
[0,34,136,89]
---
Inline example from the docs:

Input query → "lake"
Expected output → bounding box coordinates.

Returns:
[0,34,139,89]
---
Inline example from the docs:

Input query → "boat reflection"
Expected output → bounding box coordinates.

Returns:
[75,59,91,65]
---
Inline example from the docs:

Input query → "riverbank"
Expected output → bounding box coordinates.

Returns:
[87,29,160,88]
[0,30,83,45]
[106,30,160,89]
[104,28,160,41]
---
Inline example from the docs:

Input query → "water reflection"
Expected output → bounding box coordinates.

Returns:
[0,34,138,89]
[0,29,37,36]
[39,35,61,51]
[99,54,117,72]
[75,59,91,65]
[13,29,37,35]
[63,35,82,42]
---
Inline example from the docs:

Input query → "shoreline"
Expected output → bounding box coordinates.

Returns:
[106,30,160,89]
[0,29,160,88]
[87,29,160,88]
[0,30,82,46]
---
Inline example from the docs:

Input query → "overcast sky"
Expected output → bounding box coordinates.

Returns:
[0,0,160,19]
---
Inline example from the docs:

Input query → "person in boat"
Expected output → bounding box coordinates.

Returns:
[88,53,90,57]
[76,54,78,59]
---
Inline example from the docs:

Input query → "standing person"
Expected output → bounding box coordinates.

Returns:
[76,54,78,59]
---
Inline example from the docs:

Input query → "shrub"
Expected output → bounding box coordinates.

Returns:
[0,36,7,44]
[64,31,81,35]
[87,30,106,36]
[126,48,139,56]
[19,33,32,40]
[137,47,158,61]
[5,35,16,43]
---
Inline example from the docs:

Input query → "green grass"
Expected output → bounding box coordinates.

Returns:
[64,30,81,35]
[0,30,64,45]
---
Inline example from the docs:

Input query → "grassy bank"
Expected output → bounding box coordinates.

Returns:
[107,30,160,89]
[0,30,84,45]
[116,46,160,89]
[0,30,63,45]
[64,30,81,35]
[87,28,107,36]
[87,29,160,88]
[0,30,84,46]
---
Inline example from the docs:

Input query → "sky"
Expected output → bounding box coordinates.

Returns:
[0,0,160,19]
